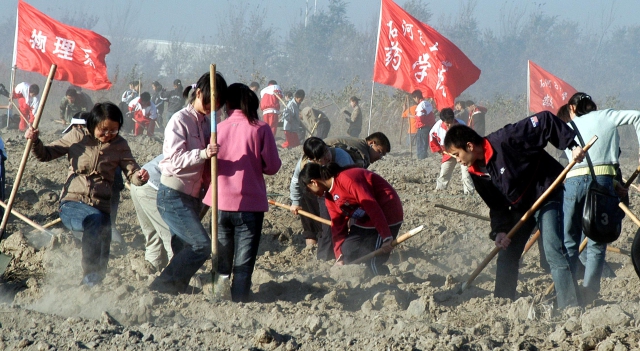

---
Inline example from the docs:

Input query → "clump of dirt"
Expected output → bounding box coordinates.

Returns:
[0,123,639,350]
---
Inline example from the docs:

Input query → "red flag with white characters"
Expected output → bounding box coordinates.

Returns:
[14,0,112,90]
[373,0,480,109]
[528,60,576,114]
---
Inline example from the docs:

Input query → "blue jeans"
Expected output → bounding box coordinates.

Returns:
[495,190,579,308]
[416,127,429,159]
[152,184,211,294]
[59,201,111,278]
[217,211,263,302]
[564,175,611,298]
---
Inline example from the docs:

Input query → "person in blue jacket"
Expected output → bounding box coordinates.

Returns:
[444,111,585,309]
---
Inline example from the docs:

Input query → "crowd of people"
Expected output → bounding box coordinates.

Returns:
[0,73,636,310]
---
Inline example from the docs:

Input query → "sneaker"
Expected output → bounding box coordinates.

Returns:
[81,272,103,287]
[111,228,124,243]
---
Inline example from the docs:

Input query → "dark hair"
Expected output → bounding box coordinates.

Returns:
[152,81,162,90]
[129,81,137,86]
[294,89,305,99]
[556,104,571,123]
[455,100,466,109]
[185,72,228,110]
[173,79,183,89]
[350,96,360,103]
[29,84,40,96]
[568,92,597,117]
[366,132,391,153]
[65,87,78,97]
[299,162,345,187]
[86,102,123,137]
[73,111,90,121]
[285,91,293,99]
[249,81,260,89]
[303,137,327,160]
[440,108,455,122]
[268,80,277,85]
[443,124,483,150]
[411,90,423,100]
[465,100,475,107]
[226,83,259,124]
[140,92,151,102]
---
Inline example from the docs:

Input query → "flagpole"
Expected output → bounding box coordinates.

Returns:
[526,60,530,116]
[367,0,385,136]
[7,4,19,128]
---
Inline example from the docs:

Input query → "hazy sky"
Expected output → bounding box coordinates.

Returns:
[3,0,639,42]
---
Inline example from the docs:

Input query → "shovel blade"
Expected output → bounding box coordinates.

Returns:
[0,252,12,275]
[212,273,231,300]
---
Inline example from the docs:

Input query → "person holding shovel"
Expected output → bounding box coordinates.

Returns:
[149,72,228,295]
[563,92,640,304]
[444,112,585,309]
[202,83,281,302]
[25,102,149,287]
[299,162,403,275]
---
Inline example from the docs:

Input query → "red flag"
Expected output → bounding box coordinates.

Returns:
[373,0,480,109]
[528,60,576,113]
[14,0,112,90]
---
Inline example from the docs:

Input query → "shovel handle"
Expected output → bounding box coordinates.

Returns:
[0,200,52,235]
[351,225,424,264]
[268,199,331,226]
[624,165,640,188]
[459,135,598,293]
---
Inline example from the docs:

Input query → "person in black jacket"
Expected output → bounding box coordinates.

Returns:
[165,79,185,118]
[444,111,585,309]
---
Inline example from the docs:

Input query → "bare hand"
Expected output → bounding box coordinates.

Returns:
[333,259,344,266]
[290,205,302,215]
[615,182,628,198]
[495,232,510,249]
[25,127,39,140]
[205,143,219,158]
[572,147,585,163]
[137,169,149,182]
[380,239,394,253]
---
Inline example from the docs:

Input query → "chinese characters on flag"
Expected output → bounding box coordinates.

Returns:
[373,0,481,109]
[528,60,576,114]
[15,0,112,90]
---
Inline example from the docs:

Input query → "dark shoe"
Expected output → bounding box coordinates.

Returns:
[149,279,182,295]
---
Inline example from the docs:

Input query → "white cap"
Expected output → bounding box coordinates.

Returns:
[62,118,87,134]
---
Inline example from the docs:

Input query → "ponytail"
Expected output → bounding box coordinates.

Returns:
[568,92,597,117]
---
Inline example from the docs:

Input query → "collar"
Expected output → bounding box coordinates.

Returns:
[467,138,493,176]
[186,104,207,121]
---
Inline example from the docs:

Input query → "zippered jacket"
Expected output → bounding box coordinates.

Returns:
[31,128,145,213]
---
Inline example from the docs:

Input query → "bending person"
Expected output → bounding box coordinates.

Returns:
[299,162,403,275]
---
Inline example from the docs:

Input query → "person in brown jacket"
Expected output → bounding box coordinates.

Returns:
[25,102,149,287]
[344,96,363,138]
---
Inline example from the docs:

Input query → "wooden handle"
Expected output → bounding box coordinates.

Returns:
[624,165,640,188]
[0,65,57,240]
[0,200,53,235]
[268,199,331,226]
[351,225,424,264]
[434,204,490,221]
[210,64,220,294]
[521,230,541,258]
[619,202,640,228]
[459,135,598,293]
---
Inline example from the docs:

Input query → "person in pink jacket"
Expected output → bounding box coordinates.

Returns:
[149,72,228,295]
[203,83,281,302]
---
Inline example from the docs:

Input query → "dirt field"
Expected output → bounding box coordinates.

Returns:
[0,119,639,351]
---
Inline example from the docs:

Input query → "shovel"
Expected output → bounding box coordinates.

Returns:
[351,225,424,264]
[209,64,231,300]
[0,65,57,276]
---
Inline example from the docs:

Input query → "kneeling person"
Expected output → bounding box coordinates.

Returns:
[299,163,403,275]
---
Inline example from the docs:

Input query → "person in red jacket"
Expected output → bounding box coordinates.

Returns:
[466,100,488,136]
[259,80,283,137]
[128,92,158,137]
[299,163,403,275]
